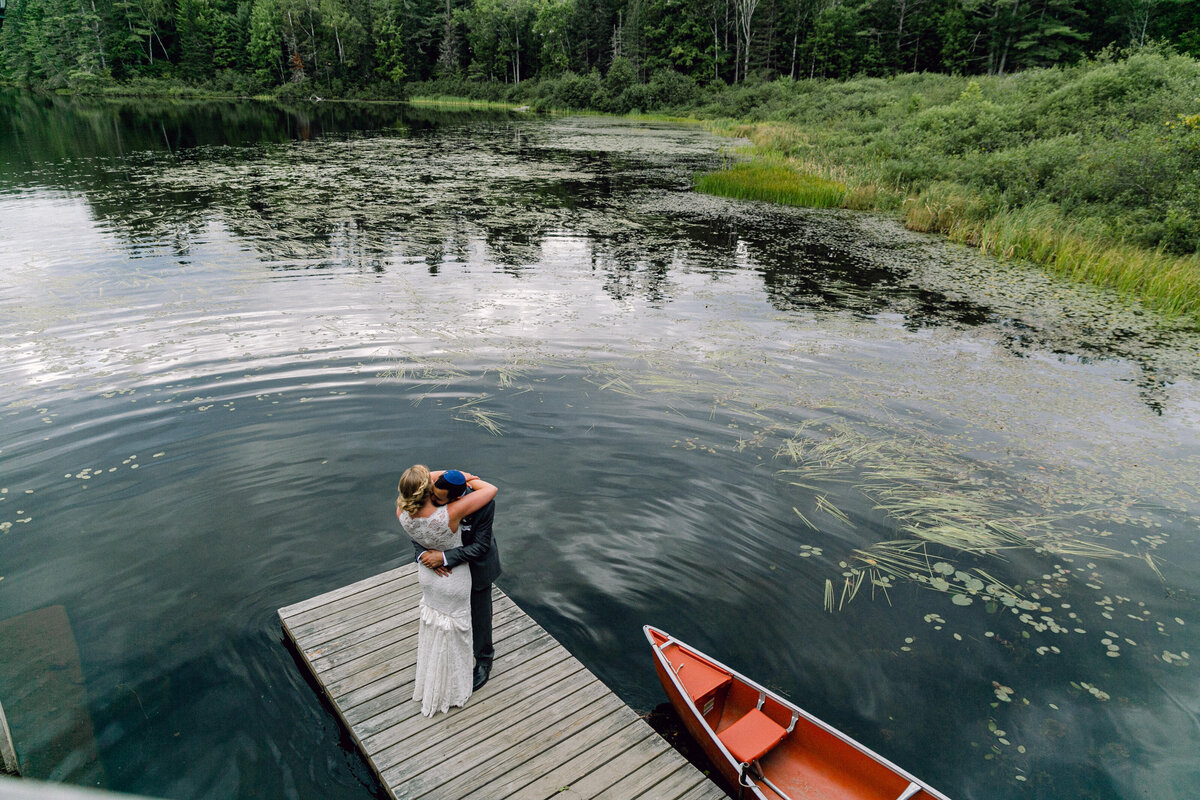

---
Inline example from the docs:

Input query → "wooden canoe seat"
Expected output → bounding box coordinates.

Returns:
[718,707,788,764]
[672,652,732,704]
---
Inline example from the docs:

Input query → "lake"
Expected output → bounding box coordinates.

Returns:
[1,92,1198,800]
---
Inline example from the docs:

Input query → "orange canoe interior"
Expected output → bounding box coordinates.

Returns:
[650,629,921,800]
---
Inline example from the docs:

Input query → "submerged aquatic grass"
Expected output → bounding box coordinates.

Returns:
[770,421,1165,621]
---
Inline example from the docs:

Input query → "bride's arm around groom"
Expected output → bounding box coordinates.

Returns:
[408,467,501,690]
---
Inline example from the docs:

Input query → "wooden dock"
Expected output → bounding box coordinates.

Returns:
[278,564,726,800]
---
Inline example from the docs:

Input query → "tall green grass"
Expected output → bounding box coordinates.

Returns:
[904,186,1200,318]
[406,96,522,110]
[695,161,847,208]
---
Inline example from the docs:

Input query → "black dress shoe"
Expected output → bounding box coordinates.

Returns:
[472,663,490,691]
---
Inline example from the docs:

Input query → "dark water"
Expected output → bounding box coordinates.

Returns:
[1,92,1199,800]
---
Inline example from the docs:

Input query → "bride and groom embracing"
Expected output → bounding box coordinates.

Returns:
[396,465,501,717]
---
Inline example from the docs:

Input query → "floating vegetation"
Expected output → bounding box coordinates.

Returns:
[792,507,818,531]
[583,370,641,399]
[771,423,1162,612]
[752,407,1199,776]
[1073,682,1111,702]
[1161,650,1190,666]
[815,494,852,525]
[491,363,532,390]
[450,398,507,435]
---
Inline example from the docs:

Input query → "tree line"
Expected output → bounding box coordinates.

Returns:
[0,0,1197,95]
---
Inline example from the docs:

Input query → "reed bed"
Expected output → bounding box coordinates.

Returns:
[694,160,847,209]
[406,96,522,110]
[906,195,1200,319]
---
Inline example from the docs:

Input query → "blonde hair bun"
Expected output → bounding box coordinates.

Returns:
[397,464,432,515]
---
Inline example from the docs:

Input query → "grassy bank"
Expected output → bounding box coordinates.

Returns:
[689,51,1200,321]
[701,122,1200,320]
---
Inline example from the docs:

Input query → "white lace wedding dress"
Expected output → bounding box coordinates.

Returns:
[399,505,473,716]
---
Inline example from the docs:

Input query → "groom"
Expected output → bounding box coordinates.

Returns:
[414,469,501,691]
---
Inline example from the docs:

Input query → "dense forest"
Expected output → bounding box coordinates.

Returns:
[0,0,1197,94]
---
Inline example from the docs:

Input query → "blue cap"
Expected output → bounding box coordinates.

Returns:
[435,470,468,498]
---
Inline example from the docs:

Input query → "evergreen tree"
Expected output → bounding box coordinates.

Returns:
[3,0,1199,92]
[641,0,709,77]
[248,0,283,83]
[371,0,408,83]
[176,0,216,80]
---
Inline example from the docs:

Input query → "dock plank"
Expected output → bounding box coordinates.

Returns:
[554,725,673,799]
[338,612,544,720]
[281,572,415,624]
[384,686,623,797]
[348,624,560,737]
[279,563,725,800]
[462,709,651,800]
[676,776,729,800]
[373,664,602,778]
[365,646,582,761]
[594,749,698,799]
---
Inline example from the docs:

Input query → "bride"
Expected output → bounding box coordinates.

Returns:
[396,465,498,716]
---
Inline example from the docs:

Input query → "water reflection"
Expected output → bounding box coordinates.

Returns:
[0,91,491,167]
[6,90,1195,416]
[1,95,1199,800]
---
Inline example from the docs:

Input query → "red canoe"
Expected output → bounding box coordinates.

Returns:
[645,625,952,800]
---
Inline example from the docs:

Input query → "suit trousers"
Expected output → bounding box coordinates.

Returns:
[471,583,494,667]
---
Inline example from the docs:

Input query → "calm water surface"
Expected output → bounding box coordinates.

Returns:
[1,93,1199,800]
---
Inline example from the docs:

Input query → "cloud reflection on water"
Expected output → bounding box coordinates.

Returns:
[1,102,1199,800]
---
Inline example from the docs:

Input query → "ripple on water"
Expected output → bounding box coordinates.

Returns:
[1,107,1199,800]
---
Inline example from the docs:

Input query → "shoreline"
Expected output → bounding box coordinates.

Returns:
[695,122,1200,324]
[5,78,1197,323]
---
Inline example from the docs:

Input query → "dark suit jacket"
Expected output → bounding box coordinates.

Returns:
[411,498,501,588]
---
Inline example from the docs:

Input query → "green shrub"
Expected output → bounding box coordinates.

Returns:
[899,88,1021,156]
[1159,202,1200,254]
[1033,49,1200,137]
[961,135,1083,206]
[647,70,699,109]
[552,70,603,110]
[615,82,654,114]
[69,70,117,95]
[605,57,636,99]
